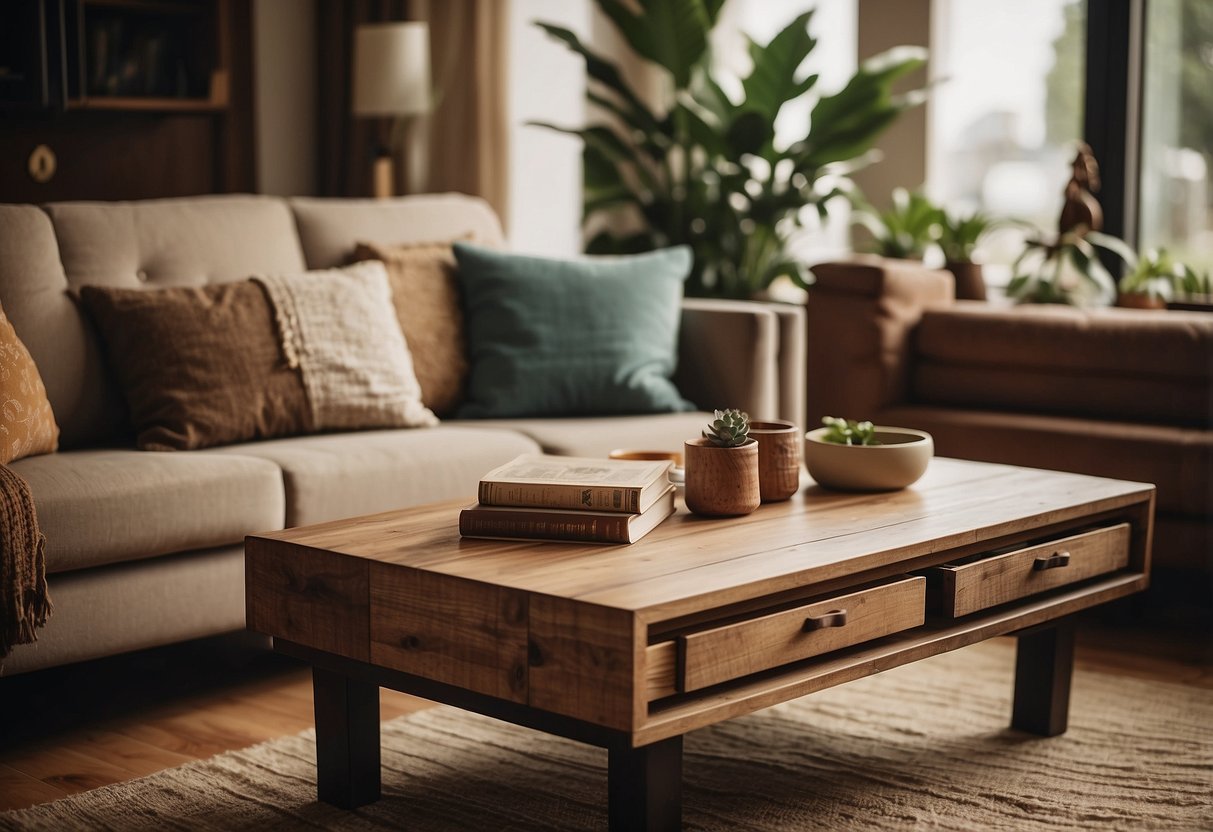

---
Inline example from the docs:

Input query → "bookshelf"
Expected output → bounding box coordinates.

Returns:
[66,0,232,112]
[0,0,253,201]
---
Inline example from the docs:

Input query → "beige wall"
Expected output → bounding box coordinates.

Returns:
[851,0,931,210]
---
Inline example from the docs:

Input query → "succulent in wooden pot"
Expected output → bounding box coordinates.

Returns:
[684,409,761,516]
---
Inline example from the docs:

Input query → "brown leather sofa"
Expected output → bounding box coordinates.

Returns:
[807,257,1213,617]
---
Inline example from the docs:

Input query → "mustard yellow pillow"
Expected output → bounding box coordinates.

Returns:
[0,306,59,464]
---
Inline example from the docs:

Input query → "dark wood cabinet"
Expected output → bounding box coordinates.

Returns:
[0,0,253,202]
[0,1,67,111]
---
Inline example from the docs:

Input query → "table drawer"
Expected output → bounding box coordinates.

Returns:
[929,523,1131,618]
[676,575,925,693]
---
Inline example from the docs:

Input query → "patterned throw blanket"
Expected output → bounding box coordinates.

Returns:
[0,464,50,666]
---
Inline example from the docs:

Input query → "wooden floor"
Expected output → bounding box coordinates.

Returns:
[1,617,1209,813]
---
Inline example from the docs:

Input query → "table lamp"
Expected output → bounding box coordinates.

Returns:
[352,22,431,198]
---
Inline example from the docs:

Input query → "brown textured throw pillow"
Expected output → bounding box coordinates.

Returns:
[0,305,59,464]
[78,281,312,451]
[353,241,469,417]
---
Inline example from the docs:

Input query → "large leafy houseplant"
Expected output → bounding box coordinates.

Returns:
[533,1,927,298]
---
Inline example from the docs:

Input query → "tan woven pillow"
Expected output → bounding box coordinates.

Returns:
[78,281,313,451]
[353,241,469,417]
[0,305,59,464]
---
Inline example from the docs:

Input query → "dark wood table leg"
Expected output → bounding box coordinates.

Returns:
[607,735,682,832]
[313,666,381,808]
[1012,618,1076,736]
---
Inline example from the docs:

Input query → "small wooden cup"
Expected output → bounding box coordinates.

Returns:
[683,438,760,516]
[750,419,802,502]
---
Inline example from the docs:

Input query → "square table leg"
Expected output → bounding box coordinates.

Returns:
[313,666,382,808]
[608,735,682,832]
[1011,618,1076,737]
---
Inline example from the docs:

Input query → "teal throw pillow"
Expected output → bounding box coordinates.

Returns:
[452,243,696,418]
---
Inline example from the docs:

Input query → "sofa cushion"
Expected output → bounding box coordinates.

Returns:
[209,426,540,526]
[913,303,1213,426]
[37,196,307,447]
[453,243,696,419]
[0,204,103,450]
[9,450,285,574]
[0,304,59,463]
[289,194,505,269]
[456,412,711,459]
[352,241,469,417]
[78,280,312,450]
[879,405,1213,519]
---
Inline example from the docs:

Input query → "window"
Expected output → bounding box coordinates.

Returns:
[928,0,1087,279]
[1139,0,1213,273]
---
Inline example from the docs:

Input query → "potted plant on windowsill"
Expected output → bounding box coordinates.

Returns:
[1006,229,1136,306]
[937,209,1008,301]
[850,188,942,263]
[1116,248,1211,310]
[685,409,761,516]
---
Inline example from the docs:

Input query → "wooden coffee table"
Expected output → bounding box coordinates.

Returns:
[245,458,1153,830]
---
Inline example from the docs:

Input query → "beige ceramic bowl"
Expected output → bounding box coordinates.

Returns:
[804,426,933,491]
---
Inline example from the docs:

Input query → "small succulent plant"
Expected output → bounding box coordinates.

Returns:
[821,416,879,446]
[703,409,751,448]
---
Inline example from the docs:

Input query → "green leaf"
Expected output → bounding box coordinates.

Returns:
[726,109,773,157]
[536,23,662,136]
[585,230,656,255]
[741,12,819,122]
[597,0,713,89]
[677,101,731,158]
[1085,231,1138,268]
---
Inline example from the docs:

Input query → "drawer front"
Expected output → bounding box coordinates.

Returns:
[933,523,1131,617]
[677,576,925,693]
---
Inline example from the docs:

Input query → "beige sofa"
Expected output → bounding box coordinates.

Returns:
[807,257,1212,617]
[0,194,805,674]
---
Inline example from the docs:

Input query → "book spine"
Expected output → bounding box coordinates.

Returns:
[478,481,641,513]
[459,509,629,544]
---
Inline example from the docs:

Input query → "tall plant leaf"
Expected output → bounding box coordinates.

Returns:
[741,11,819,122]
[597,0,713,88]
[536,24,662,136]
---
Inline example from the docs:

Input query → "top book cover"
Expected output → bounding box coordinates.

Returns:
[478,454,673,513]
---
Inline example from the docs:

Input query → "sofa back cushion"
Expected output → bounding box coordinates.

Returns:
[289,194,505,269]
[34,196,306,446]
[0,205,95,448]
[913,303,1213,426]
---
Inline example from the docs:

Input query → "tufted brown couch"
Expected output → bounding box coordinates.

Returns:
[806,256,1213,618]
[0,193,806,674]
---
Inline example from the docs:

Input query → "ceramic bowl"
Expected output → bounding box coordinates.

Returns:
[804,426,933,491]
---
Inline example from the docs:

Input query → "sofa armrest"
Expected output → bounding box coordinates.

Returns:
[676,299,786,420]
[806,257,954,425]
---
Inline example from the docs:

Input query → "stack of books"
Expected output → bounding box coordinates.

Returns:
[459,454,677,544]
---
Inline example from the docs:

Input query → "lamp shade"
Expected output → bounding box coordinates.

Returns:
[352,22,431,116]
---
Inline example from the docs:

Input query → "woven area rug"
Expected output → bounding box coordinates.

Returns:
[3,640,1210,831]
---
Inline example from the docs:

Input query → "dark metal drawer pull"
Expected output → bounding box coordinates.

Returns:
[1033,551,1071,571]
[803,609,848,631]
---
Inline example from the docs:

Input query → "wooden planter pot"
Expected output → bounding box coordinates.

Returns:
[946,261,987,301]
[683,438,761,516]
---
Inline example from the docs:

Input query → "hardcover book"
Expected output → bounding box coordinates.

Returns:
[477,453,673,514]
[459,486,676,544]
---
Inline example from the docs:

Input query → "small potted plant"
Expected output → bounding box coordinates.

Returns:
[684,409,761,516]
[1116,248,1211,310]
[937,209,1007,301]
[850,188,942,262]
[804,416,933,491]
[1006,229,1136,306]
